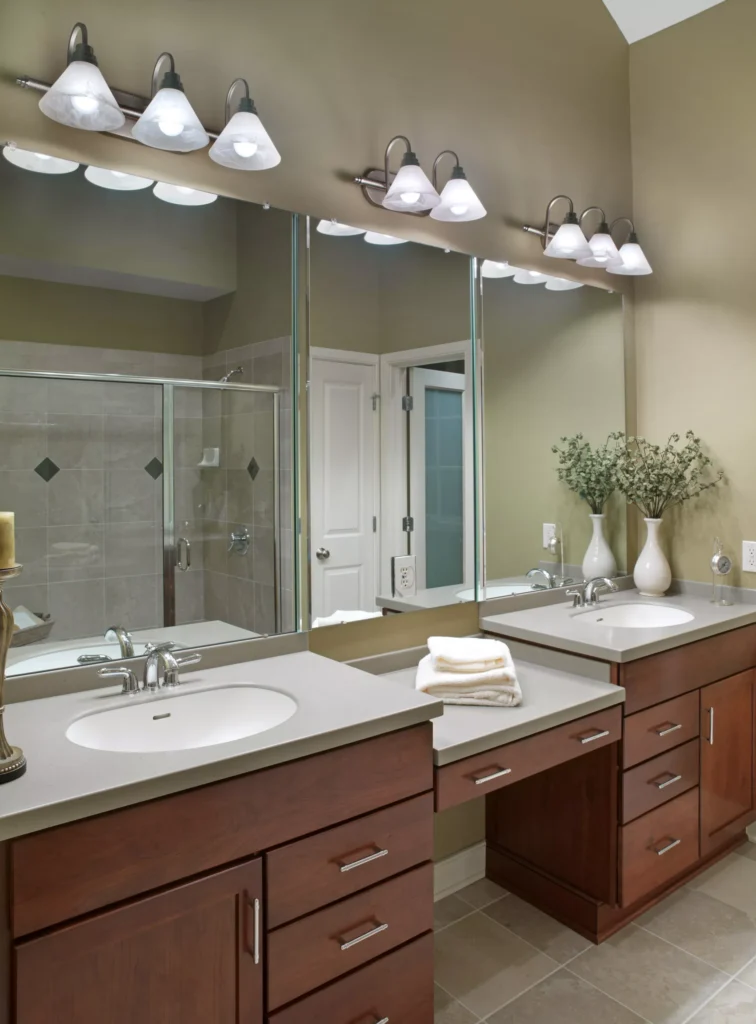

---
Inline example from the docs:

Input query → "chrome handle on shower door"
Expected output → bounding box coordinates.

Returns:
[177,536,191,572]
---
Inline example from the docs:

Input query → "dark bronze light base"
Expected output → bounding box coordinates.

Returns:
[0,748,26,784]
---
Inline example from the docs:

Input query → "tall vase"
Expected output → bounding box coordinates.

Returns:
[582,514,617,581]
[634,518,672,598]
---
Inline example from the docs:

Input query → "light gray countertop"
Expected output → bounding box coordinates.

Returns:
[380,662,624,766]
[481,590,756,663]
[0,651,441,842]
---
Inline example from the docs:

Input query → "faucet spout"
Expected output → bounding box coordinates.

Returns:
[527,568,556,589]
[105,625,135,659]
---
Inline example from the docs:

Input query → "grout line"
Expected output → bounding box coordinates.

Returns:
[731,951,756,991]
[433,904,480,935]
[677,972,738,1024]
[434,982,483,1023]
[476,961,564,1021]
[633,920,741,978]
[560,967,655,1024]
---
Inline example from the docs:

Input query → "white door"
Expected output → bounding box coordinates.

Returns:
[310,353,378,620]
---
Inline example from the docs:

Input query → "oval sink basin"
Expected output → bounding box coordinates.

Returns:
[458,585,533,601]
[578,604,694,629]
[66,685,298,753]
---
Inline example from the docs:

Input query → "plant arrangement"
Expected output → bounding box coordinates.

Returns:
[616,431,724,520]
[552,432,625,514]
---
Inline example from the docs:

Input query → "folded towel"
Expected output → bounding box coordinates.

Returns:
[312,610,382,628]
[415,653,522,707]
[428,636,514,675]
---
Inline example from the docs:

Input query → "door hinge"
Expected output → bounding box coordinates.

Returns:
[371,393,380,411]
[373,516,377,533]
[402,395,414,412]
[402,516,414,533]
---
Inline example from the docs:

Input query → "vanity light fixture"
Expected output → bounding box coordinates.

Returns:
[544,277,584,291]
[132,53,209,153]
[363,231,408,245]
[84,166,154,190]
[514,269,549,285]
[381,137,440,213]
[577,207,620,268]
[209,78,280,171]
[481,260,517,278]
[316,220,366,236]
[606,218,653,276]
[523,196,592,260]
[38,23,125,133]
[153,181,217,206]
[2,144,78,175]
[429,151,486,222]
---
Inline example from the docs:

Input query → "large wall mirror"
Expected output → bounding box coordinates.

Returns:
[307,223,477,625]
[0,149,298,676]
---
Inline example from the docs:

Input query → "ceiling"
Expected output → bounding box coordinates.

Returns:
[603,0,727,43]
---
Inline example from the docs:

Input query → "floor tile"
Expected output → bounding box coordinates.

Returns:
[737,957,756,990]
[434,984,479,1023]
[434,912,557,1019]
[569,924,728,1024]
[456,878,508,909]
[689,853,756,917]
[637,888,756,974]
[734,840,756,864]
[486,969,647,1023]
[483,895,592,964]
[435,894,475,930]
[686,980,756,1022]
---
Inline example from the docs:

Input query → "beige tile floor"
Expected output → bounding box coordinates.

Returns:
[434,842,756,1023]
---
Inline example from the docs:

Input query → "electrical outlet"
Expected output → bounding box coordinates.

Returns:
[392,554,417,598]
[543,523,557,550]
[743,541,756,573]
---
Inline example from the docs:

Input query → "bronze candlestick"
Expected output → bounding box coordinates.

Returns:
[0,564,26,783]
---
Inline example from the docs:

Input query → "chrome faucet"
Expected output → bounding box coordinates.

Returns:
[567,577,619,608]
[99,665,140,695]
[143,643,202,691]
[527,568,557,589]
[105,625,135,659]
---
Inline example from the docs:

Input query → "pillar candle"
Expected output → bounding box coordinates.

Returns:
[0,513,15,570]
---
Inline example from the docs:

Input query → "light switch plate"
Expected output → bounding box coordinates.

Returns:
[392,554,417,598]
[742,541,756,573]
[543,523,557,550]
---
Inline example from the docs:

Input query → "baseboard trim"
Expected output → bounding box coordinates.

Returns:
[434,842,486,901]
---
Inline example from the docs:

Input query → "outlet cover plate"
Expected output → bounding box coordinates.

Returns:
[743,541,756,573]
[543,523,557,550]
[392,554,417,598]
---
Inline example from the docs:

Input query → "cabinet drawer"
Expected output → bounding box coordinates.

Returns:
[435,706,621,811]
[268,932,434,1024]
[620,788,700,907]
[267,793,433,928]
[622,740,699,823]
[623,692,699,769]
[267,863,433,1010]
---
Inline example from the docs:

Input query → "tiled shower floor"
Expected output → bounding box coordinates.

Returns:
[434,843,756,1023]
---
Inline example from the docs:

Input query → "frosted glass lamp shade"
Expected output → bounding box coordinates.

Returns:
[132,89,209,153]
[578,226,620,268]
[481,260,516,278]
[607,235,653,276]
[316,220,366,236]
[364,231,407,245]
[544,214,592,260]
[514,269,548,285]
[2,145,78,175]
[383,154,440,213]
[85,166,154,190]
[153,182,217,206]
[39,61,125,132]
[545,277,584,291]
[209,110,281,170]
[431,168,486,222]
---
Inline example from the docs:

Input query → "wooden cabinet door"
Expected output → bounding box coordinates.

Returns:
[700,670,756,857]
[15,858,263,1024]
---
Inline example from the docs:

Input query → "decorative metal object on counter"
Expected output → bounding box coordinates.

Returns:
[710,537,733,607]
[0,563,27,783]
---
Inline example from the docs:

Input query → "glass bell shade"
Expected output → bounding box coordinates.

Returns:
[209,110,281,170]
[132,88,209,153]
[481,260,517,278]
[544,214,592,260]
[85,166,154,190]
[39,61,125,132]
[383,154,440,213]
[364,231,407,245]
[578,225,620,268]
[430,168,486,222]
[514,269,548,285]
[316,220,366,236]
[607,235,653,276]
[2,145,78,175]
[545,277,584,291]
[153,182,217,206]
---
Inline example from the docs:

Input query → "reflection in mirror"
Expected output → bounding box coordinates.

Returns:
[0,149,297,676]
[480,266,626,599]
[308,223,476,623]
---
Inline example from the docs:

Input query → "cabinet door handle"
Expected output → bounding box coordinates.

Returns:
[652,837,681,856]
[577,728,611,745]
[244,894,262,965]
[655,722,682,738]
[707,707,715,745]
[652,772,683,791]
[338,921,388,951]
[471,766,512,785]
[337,847,389,872]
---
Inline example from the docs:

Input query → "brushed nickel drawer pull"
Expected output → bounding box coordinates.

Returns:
[653,772,683,791]
[338,921,388,951]
[652,837,681,856]
[578,728,611,745]
[655,722,682,738]
[472,766,512,785]
[374,1019,389,1024]
[253,897,261,965]
[337,847,389,873]
[707,707,715,745]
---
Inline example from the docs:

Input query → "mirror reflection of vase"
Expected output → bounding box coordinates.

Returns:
[634,518,672,597]
[582,513,617,581]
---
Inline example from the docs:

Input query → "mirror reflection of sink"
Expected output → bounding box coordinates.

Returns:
[7,642,157,677]
[458,585,533,601]
[66,685,298,754]
[577,604,695,629]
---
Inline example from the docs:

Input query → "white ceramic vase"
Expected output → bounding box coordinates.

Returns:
[634,518,672,597]
[582,514,617,581]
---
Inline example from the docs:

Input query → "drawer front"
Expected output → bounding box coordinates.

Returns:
[267,793,433,928]
[268,932,434,1024]
[435,706,621,811]
[620,787,700,907]
[623,692,700,769]
[11,724,432,938]
[622,739,699,824]
[267,863,433,1010]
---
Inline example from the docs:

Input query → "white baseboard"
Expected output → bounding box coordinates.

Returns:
[434,842,486,901]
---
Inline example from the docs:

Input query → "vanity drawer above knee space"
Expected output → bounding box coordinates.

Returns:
[623,692,700,769]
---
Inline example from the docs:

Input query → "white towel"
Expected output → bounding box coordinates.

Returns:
[428,636,514,675]
[415,653,522,707]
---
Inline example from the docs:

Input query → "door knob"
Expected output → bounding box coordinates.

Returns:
[316,547,331,560]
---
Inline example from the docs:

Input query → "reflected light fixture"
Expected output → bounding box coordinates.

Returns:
[316,220,366,236]
[545,277,584,291]
[132,52,209,153]
[607,218,653,276]
[382,137,440,213]
[209,78,280,171]
[2,144,79,175]
[430,150,486,222]
[577,207,620,268]
[84,166,154,190]
[38,23,125,132]
[514,269,549,285]
[153,181,217,206]
[481,260,517,278]
[364,231,408,245]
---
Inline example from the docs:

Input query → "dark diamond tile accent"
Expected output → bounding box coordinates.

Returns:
[247,457,260,481]
[34,457,60,482]
[144,457,163,480]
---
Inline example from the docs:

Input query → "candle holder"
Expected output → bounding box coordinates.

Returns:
[0,564,26,783]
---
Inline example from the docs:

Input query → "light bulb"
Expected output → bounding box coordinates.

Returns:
[382,153,440,213]
[450,203,469,216]
[158,117,185,137]
[232,140,259,158]
[71,94,99,114]
[400,191,421,205]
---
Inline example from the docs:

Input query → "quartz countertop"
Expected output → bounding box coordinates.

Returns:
[381,662,624,765]
[481,590,756,663]
[0,651,441,841]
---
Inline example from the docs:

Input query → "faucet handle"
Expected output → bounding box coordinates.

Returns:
[565,588,584,608]
[175,653,201,670]
[99,665,140,695]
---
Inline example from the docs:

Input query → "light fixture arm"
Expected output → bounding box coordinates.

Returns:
[224,78,256,123]
[579,206,607,234]
[610,217,636,244]
[432,149,461,190]
[151,52,177,97]
[383,135,412,190]
[67,22,96,66]
[523,194,575,250]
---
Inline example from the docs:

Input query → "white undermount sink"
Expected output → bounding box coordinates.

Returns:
[66,685,298,754]
[577,603,695,629]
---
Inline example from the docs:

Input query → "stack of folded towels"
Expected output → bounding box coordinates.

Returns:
[415,636,522,707]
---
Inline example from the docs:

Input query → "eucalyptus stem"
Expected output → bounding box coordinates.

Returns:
[616,431,723,519]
